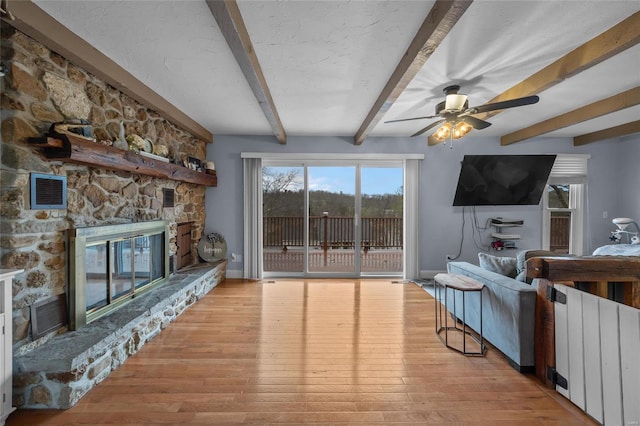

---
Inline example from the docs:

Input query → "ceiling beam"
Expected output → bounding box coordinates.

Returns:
[573,120,640,146]
[479,11,640,122]
[501,86,640,145]
[430,10,640,146]
[1,0,213,143]
[353,0,473,145]
[206,0,286,144]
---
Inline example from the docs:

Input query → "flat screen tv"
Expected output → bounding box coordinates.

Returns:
[453,155,556,206]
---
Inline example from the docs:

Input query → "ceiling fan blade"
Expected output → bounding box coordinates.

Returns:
[468,95,540,114]
[411,119,445,137]
[385,114,439,124]
[462,116,492,130]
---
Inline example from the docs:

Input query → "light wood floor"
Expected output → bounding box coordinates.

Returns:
[8,279,594,425]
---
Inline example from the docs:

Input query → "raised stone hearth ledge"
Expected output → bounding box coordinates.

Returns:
[13,260,227,409]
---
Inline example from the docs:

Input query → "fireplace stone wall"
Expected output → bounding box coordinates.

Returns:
[0,27,210,353]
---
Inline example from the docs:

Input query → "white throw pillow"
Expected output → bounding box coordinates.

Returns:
[478,252,518,278]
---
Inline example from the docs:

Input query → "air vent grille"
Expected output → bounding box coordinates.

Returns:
[30,173,66,209]
[30,294,68,339]
[163,188,175,207]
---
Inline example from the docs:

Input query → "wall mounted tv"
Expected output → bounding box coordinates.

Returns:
[453,155,556,206]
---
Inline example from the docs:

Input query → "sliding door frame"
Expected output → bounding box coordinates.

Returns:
[242,153,423,280]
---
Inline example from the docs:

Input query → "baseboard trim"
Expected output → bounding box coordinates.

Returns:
[225,269,243,279]
[507,358,535,374]
[420,270,446,279]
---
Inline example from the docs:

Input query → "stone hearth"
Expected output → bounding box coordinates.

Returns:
[13,261,226,409]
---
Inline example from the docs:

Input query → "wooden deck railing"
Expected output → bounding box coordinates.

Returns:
[265,215,569,251]
[263,216,403,249]
[550,214,570,252]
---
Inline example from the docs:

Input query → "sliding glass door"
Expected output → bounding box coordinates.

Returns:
[262,162,403,277]
[263,166,305,274]
[308,166,356,274]
[360,167,403,275]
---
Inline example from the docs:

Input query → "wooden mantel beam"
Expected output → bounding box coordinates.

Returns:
[1,0,213,143]
[206,0,286,144]
[501,86,640,146]
[353,0,473,145]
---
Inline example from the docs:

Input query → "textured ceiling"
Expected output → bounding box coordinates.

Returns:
[29,0,640,143]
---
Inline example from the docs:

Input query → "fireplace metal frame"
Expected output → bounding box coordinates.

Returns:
[69,220,170,330]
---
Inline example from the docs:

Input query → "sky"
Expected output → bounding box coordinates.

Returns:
[264,166,403,196]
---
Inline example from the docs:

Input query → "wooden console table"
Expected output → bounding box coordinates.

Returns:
[526,256,640,387]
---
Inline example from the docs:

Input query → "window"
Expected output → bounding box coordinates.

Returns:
[543,155,589,255]
[545,184,574,254]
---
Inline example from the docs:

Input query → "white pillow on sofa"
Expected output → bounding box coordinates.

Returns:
[478,252,518,278]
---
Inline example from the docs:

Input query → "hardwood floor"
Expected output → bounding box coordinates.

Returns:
[8,279,595,425]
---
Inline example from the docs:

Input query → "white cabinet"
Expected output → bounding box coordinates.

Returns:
[1,269,22,426]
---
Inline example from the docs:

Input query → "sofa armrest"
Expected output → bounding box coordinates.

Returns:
[446,261,537,368]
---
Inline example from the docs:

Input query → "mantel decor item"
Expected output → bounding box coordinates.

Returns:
[51,120,94,142]
[205,161,216,175]
[197,232,227,262]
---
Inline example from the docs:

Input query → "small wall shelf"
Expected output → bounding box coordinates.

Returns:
[29,134,217,187]
[490,218,523,250]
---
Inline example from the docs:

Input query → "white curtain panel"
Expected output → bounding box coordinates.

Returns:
[404,158,420,280]
[243,157,263,279]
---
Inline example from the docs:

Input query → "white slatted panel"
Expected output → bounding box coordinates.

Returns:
[556,285,640,424]
[619,304,640,425]
[599,298,623,426]
[582,293,603,423]
[554,286,570,399]
[567,290,585,410]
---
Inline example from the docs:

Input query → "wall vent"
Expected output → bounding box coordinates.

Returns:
[30,294,68,339]
[30,173,66,209]
[163,188,175,207]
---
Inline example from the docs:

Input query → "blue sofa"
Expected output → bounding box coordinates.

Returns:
[446,261,537,372]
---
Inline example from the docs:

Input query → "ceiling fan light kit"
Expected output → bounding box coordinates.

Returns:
[385,84,540,147]
[433,120,473,142]
[444,93,468,111]
[433,122,452,140]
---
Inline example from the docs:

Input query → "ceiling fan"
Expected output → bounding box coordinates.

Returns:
[385,85,540,140]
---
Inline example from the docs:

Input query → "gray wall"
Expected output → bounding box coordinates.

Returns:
[618,134,640,222]
[205,134,633,276]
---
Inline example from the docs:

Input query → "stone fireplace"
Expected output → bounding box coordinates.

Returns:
[1,25,209,349]
[0,26,225,409]
[68,220,170,330]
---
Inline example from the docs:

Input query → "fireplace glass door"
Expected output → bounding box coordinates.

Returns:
[83,232,165,319]
[85,242,110,311]
[70,220,170,329]
[111,239,134,300]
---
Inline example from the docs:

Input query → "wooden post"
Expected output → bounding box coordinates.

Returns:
[323,212,328,266]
